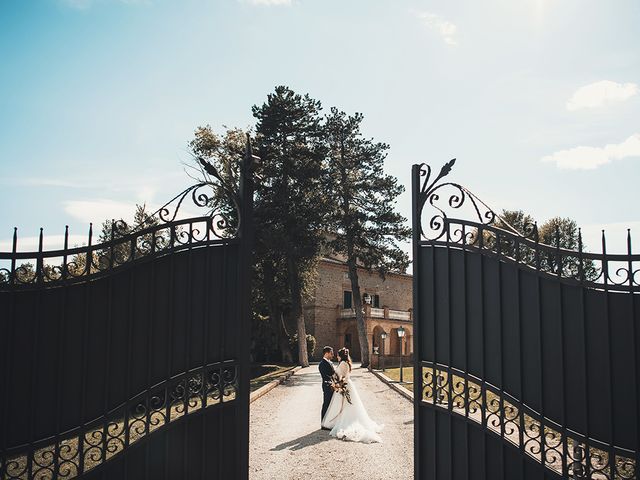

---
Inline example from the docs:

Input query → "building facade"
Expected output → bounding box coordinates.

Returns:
[303,256,413,361]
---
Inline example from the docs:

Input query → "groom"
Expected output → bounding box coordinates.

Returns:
[318,346,335,430]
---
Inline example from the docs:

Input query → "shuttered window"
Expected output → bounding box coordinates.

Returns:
[343,291,352,309]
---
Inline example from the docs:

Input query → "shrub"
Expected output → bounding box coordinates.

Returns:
[288,334,316,363]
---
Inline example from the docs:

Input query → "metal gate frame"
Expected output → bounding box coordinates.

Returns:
[0,140,255,480]
[412,160,639,480]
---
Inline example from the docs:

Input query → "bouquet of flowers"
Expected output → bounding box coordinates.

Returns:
[329,373,352,404]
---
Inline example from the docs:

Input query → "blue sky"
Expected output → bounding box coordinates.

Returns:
[1,0,639,255]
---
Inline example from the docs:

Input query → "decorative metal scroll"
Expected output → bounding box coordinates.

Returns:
[0,156,241,290]
[415,161,640,293]
[417,160,496,241]
[1,361,238,480]
[421,363,636,480]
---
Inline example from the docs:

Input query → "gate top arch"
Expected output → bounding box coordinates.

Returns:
[414,160,640,293]
[0,151,249,290]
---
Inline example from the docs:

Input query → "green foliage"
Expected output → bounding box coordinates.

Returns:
[188,126,246,230]
[95,204,161,269]
[324,107,410,276]
[493,210,599,280]
[252,86,328,265]
[288,334,317,363]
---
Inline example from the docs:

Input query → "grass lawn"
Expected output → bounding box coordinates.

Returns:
[250,364,296,392]
[382,367,414,392]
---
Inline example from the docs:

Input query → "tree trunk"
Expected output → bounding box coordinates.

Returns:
[279,312,294,364]
[263,260,288,362]
[287,255,309,367]
[338,135,370,367]
[347,259,370,368]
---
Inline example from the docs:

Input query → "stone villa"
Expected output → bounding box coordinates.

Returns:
[303,255,413,362]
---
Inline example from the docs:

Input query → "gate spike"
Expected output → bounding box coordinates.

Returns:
[10,227,18,285]
[627,229,633,288]
[577,228,585,282]
[63,226,69,279]
[38,228,44,283]
[578,228,583,253]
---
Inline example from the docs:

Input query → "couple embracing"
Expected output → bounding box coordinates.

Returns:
[318,346,383,443]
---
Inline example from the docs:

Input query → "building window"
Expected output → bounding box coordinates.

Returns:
[343,291,352,309]
[373,294,380,308]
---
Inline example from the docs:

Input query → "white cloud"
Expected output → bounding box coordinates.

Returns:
[416,12,458,45]
[1,174,163,204]
[567,80,639,111]
[541,133,640,170]
[241,0,291,5]
[64,199,137,225]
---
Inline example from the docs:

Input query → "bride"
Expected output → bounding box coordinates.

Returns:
[321,347,384,443]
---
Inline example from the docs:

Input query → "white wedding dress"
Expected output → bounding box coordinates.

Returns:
[321,361,383,443]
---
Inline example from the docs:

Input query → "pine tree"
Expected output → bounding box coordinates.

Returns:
[324,108,410,368]
[252,86,329,367]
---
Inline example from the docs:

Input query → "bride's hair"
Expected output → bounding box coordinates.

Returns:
[337,347,352,371]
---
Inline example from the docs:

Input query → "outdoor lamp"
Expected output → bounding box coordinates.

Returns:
[380,331,387,371]
[397,326,405,382]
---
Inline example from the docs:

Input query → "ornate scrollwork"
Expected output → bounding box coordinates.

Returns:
[415,161,640,292]
[156,179,239,239]
[0,361,238,480]
[416,161,497,241]
[420,363,636,479]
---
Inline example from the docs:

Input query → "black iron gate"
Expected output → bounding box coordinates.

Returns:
[412,161,639,479]
[0,144,255,479]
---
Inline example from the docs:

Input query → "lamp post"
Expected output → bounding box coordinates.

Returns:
[380,331,387,371]
[397,326,406,383]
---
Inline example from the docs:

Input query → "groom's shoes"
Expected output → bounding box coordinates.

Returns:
[321,427,331,431]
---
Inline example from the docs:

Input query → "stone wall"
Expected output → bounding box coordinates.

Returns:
[304,257,413,361]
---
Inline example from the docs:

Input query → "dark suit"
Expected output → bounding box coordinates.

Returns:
[318,358,335,422]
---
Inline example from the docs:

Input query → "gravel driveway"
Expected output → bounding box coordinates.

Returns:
[250,364,413,480]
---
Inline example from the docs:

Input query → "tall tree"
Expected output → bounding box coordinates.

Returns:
[252,86,329,367]
[324,108,410,368]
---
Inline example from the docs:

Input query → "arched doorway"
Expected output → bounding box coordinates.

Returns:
[388,327,412,356]
[372,325,386,356]
[342,324,361,361]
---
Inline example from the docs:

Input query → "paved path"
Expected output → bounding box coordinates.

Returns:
[250,364,413,480]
